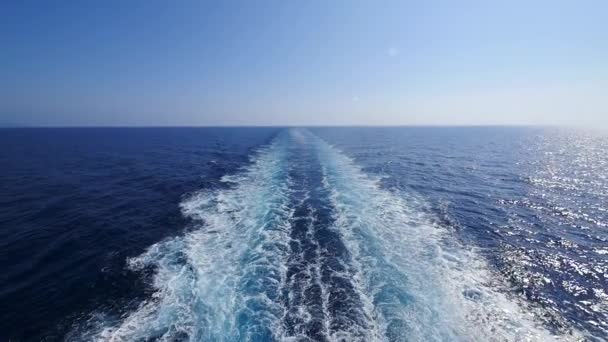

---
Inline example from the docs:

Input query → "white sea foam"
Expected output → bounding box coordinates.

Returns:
[306,129,580,341]
[79,136,294,341]
[76,128,582,341]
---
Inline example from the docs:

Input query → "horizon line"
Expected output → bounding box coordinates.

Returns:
[0,123,583,129]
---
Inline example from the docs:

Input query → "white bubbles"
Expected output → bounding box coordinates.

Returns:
[308,129,578,341]
[79,136,294,341]
[75,129,581,341]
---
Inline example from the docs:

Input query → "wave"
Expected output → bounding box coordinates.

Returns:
[78,133,293,341]
[74,129,579,341]
[309,130,575,341]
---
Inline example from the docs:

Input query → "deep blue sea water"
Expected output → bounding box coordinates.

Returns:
[0,127,606,341]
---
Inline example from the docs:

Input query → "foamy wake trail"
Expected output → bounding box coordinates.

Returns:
[307,129,577,341]
[82,135,294,341]
[77,129,580,341]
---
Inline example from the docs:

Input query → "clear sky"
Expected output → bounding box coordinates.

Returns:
[1,0,607,127]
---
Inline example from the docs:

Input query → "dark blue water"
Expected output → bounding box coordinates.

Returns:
[0,127,606,341]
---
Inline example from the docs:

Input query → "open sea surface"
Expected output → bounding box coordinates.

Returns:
[1,127,607,341]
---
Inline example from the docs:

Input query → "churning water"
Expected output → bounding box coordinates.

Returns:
[1,127,606,341]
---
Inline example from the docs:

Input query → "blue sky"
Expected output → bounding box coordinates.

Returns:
[1,0,606,126]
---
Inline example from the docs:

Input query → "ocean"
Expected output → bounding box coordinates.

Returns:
[0,127,606,341]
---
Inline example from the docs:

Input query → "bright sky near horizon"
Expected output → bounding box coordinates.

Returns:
[1,0,607,127]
